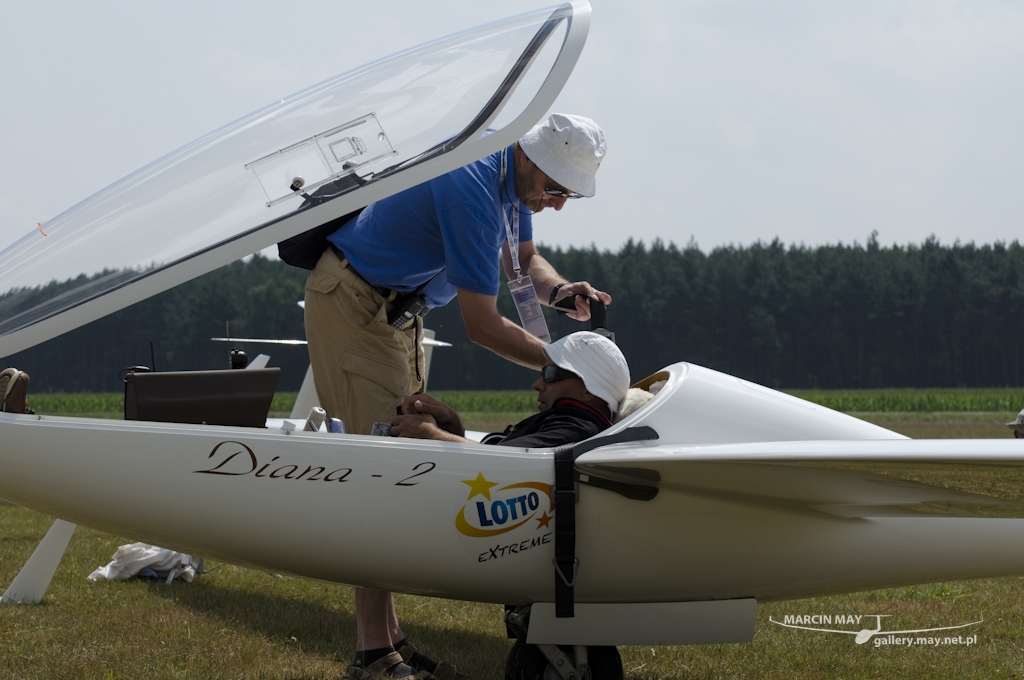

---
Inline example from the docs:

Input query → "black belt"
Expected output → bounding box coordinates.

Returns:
[331,245,393,299]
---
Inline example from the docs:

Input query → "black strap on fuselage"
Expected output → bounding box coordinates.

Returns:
[553,425,659,618]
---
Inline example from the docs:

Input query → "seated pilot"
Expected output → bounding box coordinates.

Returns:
[391,331,630,447]
[1008,409,1024,439]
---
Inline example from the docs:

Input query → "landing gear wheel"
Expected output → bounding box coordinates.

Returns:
[505,639,623,680]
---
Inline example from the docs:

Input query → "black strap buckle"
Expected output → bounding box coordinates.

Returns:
[553,557,580,588]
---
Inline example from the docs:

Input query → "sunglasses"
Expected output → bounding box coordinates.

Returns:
[544,187,585,199]
[541,364,580,383]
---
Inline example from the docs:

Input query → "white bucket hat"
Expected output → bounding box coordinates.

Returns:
[519,113,606,198]
[1007,409,1024,434]
[543,331,630,416]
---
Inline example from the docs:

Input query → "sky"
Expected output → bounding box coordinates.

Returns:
[1,0,1022,255]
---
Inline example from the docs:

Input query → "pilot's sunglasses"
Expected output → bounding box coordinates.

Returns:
[544,187,585,199]
[541,364,580,383]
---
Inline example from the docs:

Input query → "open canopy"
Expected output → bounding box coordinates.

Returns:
[0,2,590,358]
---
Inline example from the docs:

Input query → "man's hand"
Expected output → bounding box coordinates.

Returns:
[506,241,613,322]
[389,403,473,446]
[391,413,447,440]
[399,393,465,436]
[552,282,612,322]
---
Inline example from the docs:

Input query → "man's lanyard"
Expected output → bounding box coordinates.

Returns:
[500,147,522,282]
[501,146,550,342]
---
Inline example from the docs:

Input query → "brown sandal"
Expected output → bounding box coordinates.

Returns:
[396,642,469,680]
[345,651,421,680]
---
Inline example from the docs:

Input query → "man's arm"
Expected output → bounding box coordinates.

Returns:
[502,240,612,321]
[457,287,548,368]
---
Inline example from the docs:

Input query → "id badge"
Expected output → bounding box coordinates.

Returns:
[507,274,551,342]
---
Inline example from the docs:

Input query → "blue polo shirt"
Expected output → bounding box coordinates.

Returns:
[328,144,533,308]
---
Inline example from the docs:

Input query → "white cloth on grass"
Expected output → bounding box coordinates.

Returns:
[88,542,199,584]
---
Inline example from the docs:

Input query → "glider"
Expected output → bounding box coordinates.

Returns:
[2,4,1024,678]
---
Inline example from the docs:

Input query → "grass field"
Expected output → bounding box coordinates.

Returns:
[4,394,1024,678]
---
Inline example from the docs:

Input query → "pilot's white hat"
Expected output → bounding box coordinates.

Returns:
[543,331,629,416]
[1006,408,1024,434]
[519,113,606,198]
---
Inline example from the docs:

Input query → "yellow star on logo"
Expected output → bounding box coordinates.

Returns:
[536,511,553,529]
[462,472,499,501]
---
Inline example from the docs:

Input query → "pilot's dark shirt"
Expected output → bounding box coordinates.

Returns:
[481,397,612,449]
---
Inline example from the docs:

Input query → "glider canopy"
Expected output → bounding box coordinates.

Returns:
[0,2,590,358]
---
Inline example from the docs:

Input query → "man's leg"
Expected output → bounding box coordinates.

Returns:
[359,317,422,653]
[304,250,422,675]
[355,588,400,651]
[345,324,422,665]
[386,594,406,646]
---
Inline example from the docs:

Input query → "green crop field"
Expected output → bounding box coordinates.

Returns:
[27,387,1024,419]
[27,393,126,418]
[28,391,541,417]
[25,389,1024,439]
[787,388,1024,414]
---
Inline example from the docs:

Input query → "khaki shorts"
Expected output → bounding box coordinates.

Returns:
[303,248,423,435]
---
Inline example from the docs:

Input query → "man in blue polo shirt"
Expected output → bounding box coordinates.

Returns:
[304,113,609,680]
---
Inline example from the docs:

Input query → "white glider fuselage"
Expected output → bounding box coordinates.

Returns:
[3,362,1024,606]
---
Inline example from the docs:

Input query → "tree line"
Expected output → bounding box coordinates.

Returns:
[6,235,1024,393]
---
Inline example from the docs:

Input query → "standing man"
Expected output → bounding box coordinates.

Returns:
[304,114,609,680]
